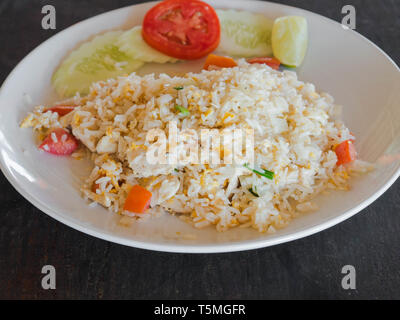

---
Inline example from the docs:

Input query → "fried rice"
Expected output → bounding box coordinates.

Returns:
[21,60,373,233]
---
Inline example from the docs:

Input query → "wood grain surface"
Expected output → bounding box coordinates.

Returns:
[0,0,399,299]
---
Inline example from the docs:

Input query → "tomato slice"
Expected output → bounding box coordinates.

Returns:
[39,128,79,156]
[247,57,281,70]
[142,0,220,60]
[45,105,76,117]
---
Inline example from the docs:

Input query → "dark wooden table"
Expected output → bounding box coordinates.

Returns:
[0,0,399,300]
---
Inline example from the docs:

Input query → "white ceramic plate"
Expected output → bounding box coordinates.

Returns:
[0,0,399,253]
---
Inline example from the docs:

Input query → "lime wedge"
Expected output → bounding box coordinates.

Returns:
[271,16,308,67]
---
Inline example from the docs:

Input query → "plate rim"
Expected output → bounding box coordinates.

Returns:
[0,0,399,253]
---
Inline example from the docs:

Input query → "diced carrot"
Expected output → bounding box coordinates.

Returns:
[123,185,152,214]
[247,57,281,70]
[203,54,237,70]
[45,105,76,116]
[335,140,357,166]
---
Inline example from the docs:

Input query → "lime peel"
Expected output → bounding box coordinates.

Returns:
[272,16,308,67]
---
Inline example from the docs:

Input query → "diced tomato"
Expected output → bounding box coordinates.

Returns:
[123,185,152,214]
[39,128,79,156]
[142,0,220,60]
[247,57,281,70]
[45,105,76,116]
[203,54,237,70]
[335,140,357,166]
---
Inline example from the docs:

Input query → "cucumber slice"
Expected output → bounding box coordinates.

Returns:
[216,9,273,58]
[52,31,144,97]
[116,26,178,64]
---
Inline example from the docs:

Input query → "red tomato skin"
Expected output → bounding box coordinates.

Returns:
[247,57,281,70]
[45,105,76,117]
[142,0,220,60]
[335,140,357,166]
[39,128,79,156]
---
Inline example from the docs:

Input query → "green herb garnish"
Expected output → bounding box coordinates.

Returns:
[175,105,189,116]
[244,163,274,180]
[248,187,259,197]
[174,168,179,172]
[174,86,184,90]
